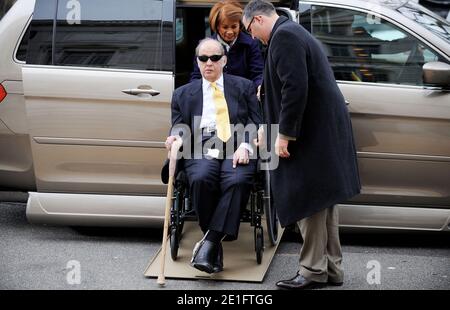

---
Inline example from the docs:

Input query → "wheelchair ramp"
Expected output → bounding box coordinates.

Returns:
[144,221,283,282]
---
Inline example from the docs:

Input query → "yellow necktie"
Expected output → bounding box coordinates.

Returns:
[211,82,231,142]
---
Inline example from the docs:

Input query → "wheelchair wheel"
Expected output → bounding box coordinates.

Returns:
[176,187,186,238]
[170,226,179,260]
[263,169,279,246]
[170,186,185,261]
[255,227,264,264]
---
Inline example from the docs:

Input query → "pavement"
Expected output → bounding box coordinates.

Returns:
[0,201,449,290]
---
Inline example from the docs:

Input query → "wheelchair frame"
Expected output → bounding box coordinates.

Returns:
[168,160,279,264]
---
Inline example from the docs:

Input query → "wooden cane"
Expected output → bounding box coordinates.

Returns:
[157,138,182,286]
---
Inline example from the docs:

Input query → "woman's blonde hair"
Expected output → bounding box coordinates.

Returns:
[209,0,243,33]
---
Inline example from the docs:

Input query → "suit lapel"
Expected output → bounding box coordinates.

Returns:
[223,74,238,123]
[189,80,203,125]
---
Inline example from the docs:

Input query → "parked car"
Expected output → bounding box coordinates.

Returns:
[0,0,449,232]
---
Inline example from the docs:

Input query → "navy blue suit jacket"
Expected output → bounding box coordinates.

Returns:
[171,74,261,154]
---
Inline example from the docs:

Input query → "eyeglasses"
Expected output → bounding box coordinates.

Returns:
[197,54,223,62]
[246,16,256,34]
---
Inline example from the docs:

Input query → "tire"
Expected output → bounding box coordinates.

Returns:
[170,227,179,260]
[170,187,184,261]
[263,169,279,246]
[255,227,264,264]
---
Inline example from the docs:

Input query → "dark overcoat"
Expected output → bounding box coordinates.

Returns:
[190,32,264,89]
[263,16,361,227]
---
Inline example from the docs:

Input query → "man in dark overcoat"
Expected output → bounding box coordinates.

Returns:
[243,0,361,289]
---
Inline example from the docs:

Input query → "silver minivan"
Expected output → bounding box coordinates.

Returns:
[0,0,449,232]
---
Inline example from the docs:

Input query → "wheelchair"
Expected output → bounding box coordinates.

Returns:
[162,158,279,264]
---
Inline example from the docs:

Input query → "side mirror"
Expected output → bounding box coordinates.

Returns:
[423,61,450,87]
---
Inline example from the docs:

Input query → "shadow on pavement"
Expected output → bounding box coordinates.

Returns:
[281,224,450,248]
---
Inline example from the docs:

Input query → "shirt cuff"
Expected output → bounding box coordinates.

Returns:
[239,143,254,156]
[279,133,297,141]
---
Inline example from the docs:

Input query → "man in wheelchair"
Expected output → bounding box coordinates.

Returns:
[164,38,262,274]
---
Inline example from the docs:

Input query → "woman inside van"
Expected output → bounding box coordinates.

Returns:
[190,0,264,90]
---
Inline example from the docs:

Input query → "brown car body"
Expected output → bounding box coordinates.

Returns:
[0,0,449,231]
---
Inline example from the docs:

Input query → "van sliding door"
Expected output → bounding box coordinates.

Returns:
[22,0,175,195]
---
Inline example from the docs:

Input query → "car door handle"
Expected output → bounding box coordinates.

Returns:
[122,87,160,97]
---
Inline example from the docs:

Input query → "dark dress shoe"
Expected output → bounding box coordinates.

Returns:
[190,240,218,274]
[212,243,223,273]
[276,273,327,290]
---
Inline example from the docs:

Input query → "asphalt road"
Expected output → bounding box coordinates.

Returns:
[0,201,449,290]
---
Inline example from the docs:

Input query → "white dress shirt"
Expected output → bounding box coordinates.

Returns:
[200,75,224,130]
[200,75,253,155]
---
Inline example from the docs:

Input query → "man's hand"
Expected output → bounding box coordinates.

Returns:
[257,85,262,102]
[233,146,249,168]
[165,135,183,159]
[164,135,178,151]
[275,135,290,158]
[253,126,265,150]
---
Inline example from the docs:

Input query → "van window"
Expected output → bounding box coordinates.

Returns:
[301,5,444,86]
[16,24,30,62]
[26,0,56,66]
[26,0,173,71]
[0,0,16,21]
[53,0,172,71]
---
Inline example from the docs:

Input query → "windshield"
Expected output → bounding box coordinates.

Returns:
[0,0,17,21]
[396,1,450,44]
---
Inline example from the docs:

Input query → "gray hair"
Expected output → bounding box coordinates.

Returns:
[195,38,225,56]
[243,0,276,21]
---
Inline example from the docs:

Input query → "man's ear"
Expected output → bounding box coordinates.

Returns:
[222,55,227,67]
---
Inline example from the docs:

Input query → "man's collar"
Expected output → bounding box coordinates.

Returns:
[268,16,289,45]
[202,74,224,89]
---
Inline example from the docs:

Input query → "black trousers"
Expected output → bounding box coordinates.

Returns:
[184,157,256,240]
